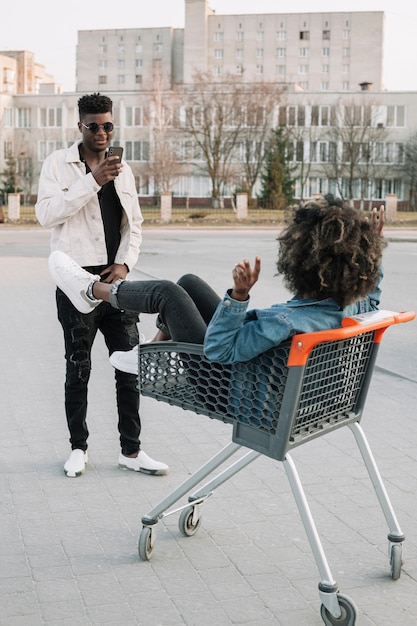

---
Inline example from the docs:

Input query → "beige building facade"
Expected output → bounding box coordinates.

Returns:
[0,1,416,208]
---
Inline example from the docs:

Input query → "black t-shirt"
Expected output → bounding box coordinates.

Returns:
[80,148,123,274]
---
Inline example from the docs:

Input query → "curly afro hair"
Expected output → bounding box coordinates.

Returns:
[277,196,386,308]
[78,93,113,119]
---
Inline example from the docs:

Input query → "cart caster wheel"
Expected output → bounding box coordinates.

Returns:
[178,505,202,537]
[390,543,402,580]
[320,593,357,625]
[138,526,155,561]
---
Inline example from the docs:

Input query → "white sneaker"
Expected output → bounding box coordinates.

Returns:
[118,450,169,475]
[110,345,139,374]
[48,251,101,314]
[64,449,88,477]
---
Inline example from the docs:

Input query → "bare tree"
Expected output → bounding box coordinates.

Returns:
[404,133,417,210]
[322,98,389,207]
[232,82,282,204]
[143,68,184,195]
[178,71,252,208]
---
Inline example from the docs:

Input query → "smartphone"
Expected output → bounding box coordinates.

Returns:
[108,146,123,161]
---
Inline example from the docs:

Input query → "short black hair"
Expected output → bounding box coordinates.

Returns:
[78,93,113,119]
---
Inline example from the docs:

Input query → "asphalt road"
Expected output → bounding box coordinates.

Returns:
[1,225,416,380]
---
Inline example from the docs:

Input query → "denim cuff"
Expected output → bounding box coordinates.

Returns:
[109,280,124,309]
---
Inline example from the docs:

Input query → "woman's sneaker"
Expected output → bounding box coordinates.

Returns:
[48,251,101,314]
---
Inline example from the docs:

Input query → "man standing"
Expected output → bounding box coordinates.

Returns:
[36,93,168,478]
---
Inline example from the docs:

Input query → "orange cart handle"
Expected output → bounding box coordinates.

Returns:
[287,310,415,367]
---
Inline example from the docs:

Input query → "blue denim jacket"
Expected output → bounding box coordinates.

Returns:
[204,272,382,364]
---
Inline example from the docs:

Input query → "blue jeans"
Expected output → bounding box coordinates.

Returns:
[109,274,221,343]
[56,288,140,455]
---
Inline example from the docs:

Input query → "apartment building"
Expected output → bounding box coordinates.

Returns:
[76,0,384,92]
[0,0,416,207]
[0,50,61,96]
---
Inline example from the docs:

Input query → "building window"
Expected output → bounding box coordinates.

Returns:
[136,44,143,54]
[125,141,150,162]
[343,30,350,39]
[99,44,107,54]
[343,64,349,74]
[322,64,329,73]
[236,48,243,58]
[395,143,404,164]
[118,75,125,85]
[256,49,264,58]
[4,108,13,127]
[342,81,350,91]
[287,140,304,162]
[98,60,107,69]
[279,105,305,127]
[299,48,309,57]
[125,106,143,126]
[214,66,223,76]
[40,107,62,127]
[214,32,224,41]
[154,43,162,54]
[236,31,244,41]
[236,65,243,75]
[214,49,224,59]
[118,44,125,54]
[256,65,264,75]
[387,105,405,127]
[257,31,264,41]
[321,81,329,91]
[299,65,309,74]
[4,141,13,158]
[277,31,286,40]
[136,59,143,68]
[276,48,286,57]
[343,47,350,57]
[39,141,64,161]
[276,65,286,76]
[322,30,330,40]
[135,75,142,84]
[117,60,125,69]
[300,31,310,40]
[16,108,31,128]
[311,105,331,126]
[299,81,309,90]
[98,75,107,84]
[322,48,330,57]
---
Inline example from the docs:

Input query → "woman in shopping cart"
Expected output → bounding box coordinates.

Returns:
[48,196,385,372]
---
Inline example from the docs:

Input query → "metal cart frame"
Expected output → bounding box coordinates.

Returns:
[137,309,415,625]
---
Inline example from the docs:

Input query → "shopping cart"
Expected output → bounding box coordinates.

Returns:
[137,309,415,625]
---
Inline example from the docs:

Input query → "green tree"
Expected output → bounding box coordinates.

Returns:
[259,127,295,209]
[404,132,417,210]
[0,156,19,196]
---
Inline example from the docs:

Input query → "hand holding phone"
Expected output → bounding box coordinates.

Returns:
[108,146,123,161]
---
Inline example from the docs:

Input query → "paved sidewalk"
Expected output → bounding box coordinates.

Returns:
[1,229,417,625]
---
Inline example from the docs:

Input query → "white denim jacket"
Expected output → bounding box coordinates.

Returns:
[35,140,143,271]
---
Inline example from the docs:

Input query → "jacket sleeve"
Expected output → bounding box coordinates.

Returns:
[203,292,292,364]
[35,153,101,229]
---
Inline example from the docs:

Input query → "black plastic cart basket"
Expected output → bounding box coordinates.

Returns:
[137,309,415,625]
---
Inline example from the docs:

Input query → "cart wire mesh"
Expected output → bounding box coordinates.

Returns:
[139,330,375,454]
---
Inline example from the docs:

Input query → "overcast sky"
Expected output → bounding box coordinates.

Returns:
[2,0,417,92]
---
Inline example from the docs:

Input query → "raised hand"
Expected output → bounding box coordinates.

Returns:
[231,256,261,301]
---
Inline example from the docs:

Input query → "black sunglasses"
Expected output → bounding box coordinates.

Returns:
[81,122,114,133]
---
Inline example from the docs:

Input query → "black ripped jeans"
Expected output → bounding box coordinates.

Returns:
[56,288,140,455]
